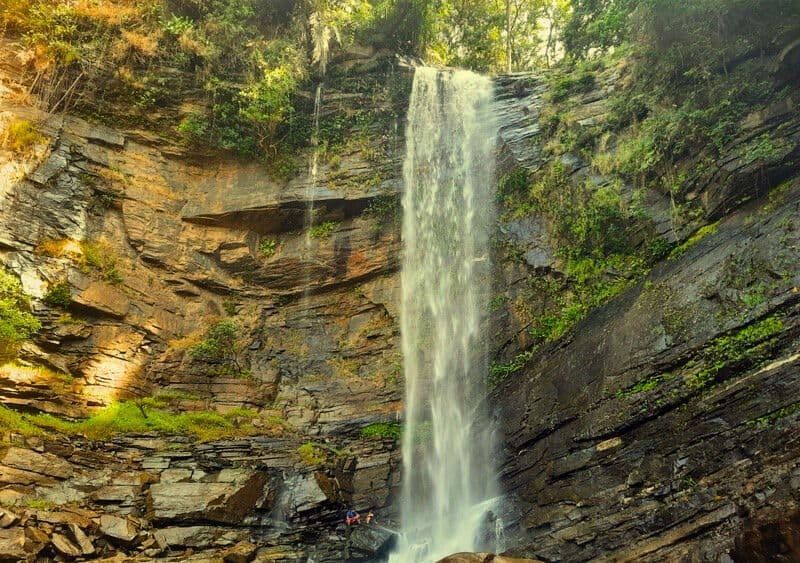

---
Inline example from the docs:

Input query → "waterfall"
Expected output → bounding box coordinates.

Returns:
[303,83,323,297]
[391,67,498,562]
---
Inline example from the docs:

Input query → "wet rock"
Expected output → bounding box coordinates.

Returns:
[494,181,800,561]
[347,525,395,559]
[437,554,543,563]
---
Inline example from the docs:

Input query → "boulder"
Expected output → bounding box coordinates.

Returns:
[0,447,73,481]
[51,532,83,557]
[437,554,543,563]
[24,526,49,546]
[0,528,25,560]
[69,523,95,555]
[71,280,131,318]
[99,514,138,542]
[157,526,245,548]
[278,474,328,515]
[35,510,94,529]
[0,508,18,528]
[221,540,258,563]
[148,470,267,524]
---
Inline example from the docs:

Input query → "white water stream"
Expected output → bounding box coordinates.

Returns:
[302,83,324,299]
[391,66,499,562]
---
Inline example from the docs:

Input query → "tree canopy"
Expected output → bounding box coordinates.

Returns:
[3,0,797,158]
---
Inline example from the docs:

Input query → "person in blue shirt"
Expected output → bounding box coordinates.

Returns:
[345,509,360,526]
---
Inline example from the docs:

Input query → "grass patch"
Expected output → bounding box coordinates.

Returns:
[688,316,785,390]
[26,398,285,441]
[489,350,535,387]
[489,295,509,312]
[1,390,286,442]
[309,221,338,239]
[748,402,800,426]
[2,119,44,152]
[0,404,45,439]
[669,221,720,259]
[80,241,122,284]
[43,280,71,308]
[297,441,326,465]
[617,374,669,398]
[23,498,56,510]
[257,238,277,257]
[360,422,401,440]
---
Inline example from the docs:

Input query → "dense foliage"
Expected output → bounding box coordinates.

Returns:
[0,269,40,360]
[491,0,799,382]
[0,0,424,158]
[0,0,574,156]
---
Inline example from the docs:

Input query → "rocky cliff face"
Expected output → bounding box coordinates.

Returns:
[491,43,800,563]
[2,27,799,563]
[0,37,407,561]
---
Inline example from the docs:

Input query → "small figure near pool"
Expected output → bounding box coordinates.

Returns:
[345,509,360,526]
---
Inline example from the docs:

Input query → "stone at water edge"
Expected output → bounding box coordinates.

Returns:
[347,524,395,558]
[436,553,545,563]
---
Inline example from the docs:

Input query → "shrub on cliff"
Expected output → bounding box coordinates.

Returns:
[188,319,248,376]
[43,280,71,308]
[2,119,44,153]
[0,269,41,360]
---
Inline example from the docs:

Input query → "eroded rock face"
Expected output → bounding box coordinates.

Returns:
[484,44,800,562]
[0,37,407,435]
[0,38,406,561]
[493,182,800,561]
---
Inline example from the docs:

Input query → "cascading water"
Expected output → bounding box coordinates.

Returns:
[391,66,498,562]
[303,83,324,298]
